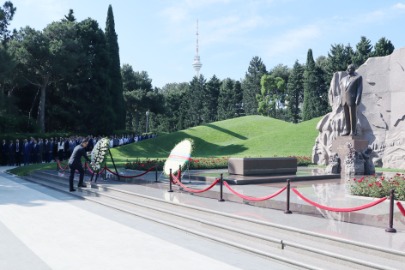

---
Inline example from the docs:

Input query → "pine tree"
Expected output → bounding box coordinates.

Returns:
[217,78,237,120]
[286,60,304,123]
[326,43,354,82]
[302,49,319,121]
[202,75,220,123]
[242,56,267,115]
[105,5,125,130]
[372,37,395,57]
[352,36,372,67]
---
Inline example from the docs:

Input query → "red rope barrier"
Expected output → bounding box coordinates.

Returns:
[397,202,405,217]
[85,163,106,175]
[223,181,287,202]
[105,166,155,179]
[171,173,219,193]
[168,154,192,161]
[57,160,69,171]
[292,188,387,212]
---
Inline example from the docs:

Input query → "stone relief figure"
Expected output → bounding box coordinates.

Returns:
[339,64,363,136]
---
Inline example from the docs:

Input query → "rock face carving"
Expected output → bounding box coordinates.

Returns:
[312,47,405,169]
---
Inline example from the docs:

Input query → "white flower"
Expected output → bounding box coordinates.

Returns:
[91,138,110,171]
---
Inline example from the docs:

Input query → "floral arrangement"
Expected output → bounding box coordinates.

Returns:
[163,139,194,175]
[349,173,405,201]
[91,137,110,171]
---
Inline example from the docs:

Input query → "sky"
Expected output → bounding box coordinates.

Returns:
[7,0,405,88]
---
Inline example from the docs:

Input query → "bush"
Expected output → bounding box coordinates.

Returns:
[124,156,313,171]
[349,174,405,201]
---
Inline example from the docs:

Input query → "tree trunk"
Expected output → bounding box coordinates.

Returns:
[37,75,50,133]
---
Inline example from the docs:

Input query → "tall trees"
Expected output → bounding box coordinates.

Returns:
[352,36,372,67]
[242,56,267,115]
[186,75,206,127]
[372,37,395,57]
[286,60,304,123]
[326,43,354,81]
[105,4,125,130]
[122,64,162,133]
[202,75,220,123]
[8,21,81,133]
[257,74,285,118]
[217,78,237,120]
[0,1,16,43]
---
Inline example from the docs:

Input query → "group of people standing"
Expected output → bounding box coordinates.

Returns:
[0,133,157,167]
[0,136,88,167]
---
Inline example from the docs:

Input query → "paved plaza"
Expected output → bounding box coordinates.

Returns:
[1,166,404,269]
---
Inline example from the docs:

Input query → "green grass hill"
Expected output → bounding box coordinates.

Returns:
[112,115,321,162]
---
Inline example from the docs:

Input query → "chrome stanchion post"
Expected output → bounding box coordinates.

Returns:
[385,189,397,233]
[219,173,225,202]
[285,179,292,214]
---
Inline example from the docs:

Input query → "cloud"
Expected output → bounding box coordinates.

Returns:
[393,3,405,9]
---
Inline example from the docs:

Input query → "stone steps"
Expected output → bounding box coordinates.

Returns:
[22,170,405,270]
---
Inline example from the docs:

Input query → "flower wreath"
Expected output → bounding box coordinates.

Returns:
[91,138,110,171]
[163,138,194,175]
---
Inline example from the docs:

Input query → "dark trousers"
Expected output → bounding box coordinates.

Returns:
[343,104,357,135]
[69,163,85,189]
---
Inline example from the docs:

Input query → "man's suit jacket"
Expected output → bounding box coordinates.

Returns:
[340,73,363,107]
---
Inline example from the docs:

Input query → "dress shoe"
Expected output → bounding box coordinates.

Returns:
[69,188,76,192]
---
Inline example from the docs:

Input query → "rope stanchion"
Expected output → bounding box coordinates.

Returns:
[172,173,219,193]
[218,173,225,202]
[385,189,397,233]
[292,188,387,212]
[105,166,155,179]
[155,165,158,182]
[397,201,405,217]
[223,181,287,202]
[168,168,173,193]
[285,179,292,214]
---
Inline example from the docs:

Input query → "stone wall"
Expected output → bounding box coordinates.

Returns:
[313,47,405,169]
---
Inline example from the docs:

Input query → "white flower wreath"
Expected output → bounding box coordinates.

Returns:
[91,138,110,171]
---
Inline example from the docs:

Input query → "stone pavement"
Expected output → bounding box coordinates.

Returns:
[1,166,405,269]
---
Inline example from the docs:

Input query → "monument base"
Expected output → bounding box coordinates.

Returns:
[228,157,297,176]
[331,136,369,175]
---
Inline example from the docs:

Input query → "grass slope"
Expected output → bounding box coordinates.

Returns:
[112,115,321,162]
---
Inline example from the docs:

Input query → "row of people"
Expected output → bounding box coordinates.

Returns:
[0,133,157,167]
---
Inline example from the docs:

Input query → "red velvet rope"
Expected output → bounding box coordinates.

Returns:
[397,202,405,217]
[85,163,106,175]
[105,166,155,179]
[223,181,287,202]
[168,154,192,161]
[171,173,219,193]
[292,188,387,212]
[57,160,69,171]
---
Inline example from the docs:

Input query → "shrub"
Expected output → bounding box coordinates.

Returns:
[349,174,405,201]
[124,156,313,171]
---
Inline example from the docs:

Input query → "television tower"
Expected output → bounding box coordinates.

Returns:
[192,20,202,76]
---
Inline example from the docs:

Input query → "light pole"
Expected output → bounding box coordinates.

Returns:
[146,110,150,134]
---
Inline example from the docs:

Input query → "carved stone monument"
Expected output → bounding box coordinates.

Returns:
[312,47,405,171]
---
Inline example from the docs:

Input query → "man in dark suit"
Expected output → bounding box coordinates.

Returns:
[68,138,91,192]
[15,139,22,166]
[1,139,8,165]
[8,140,15,166]
[340,64,363,136]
